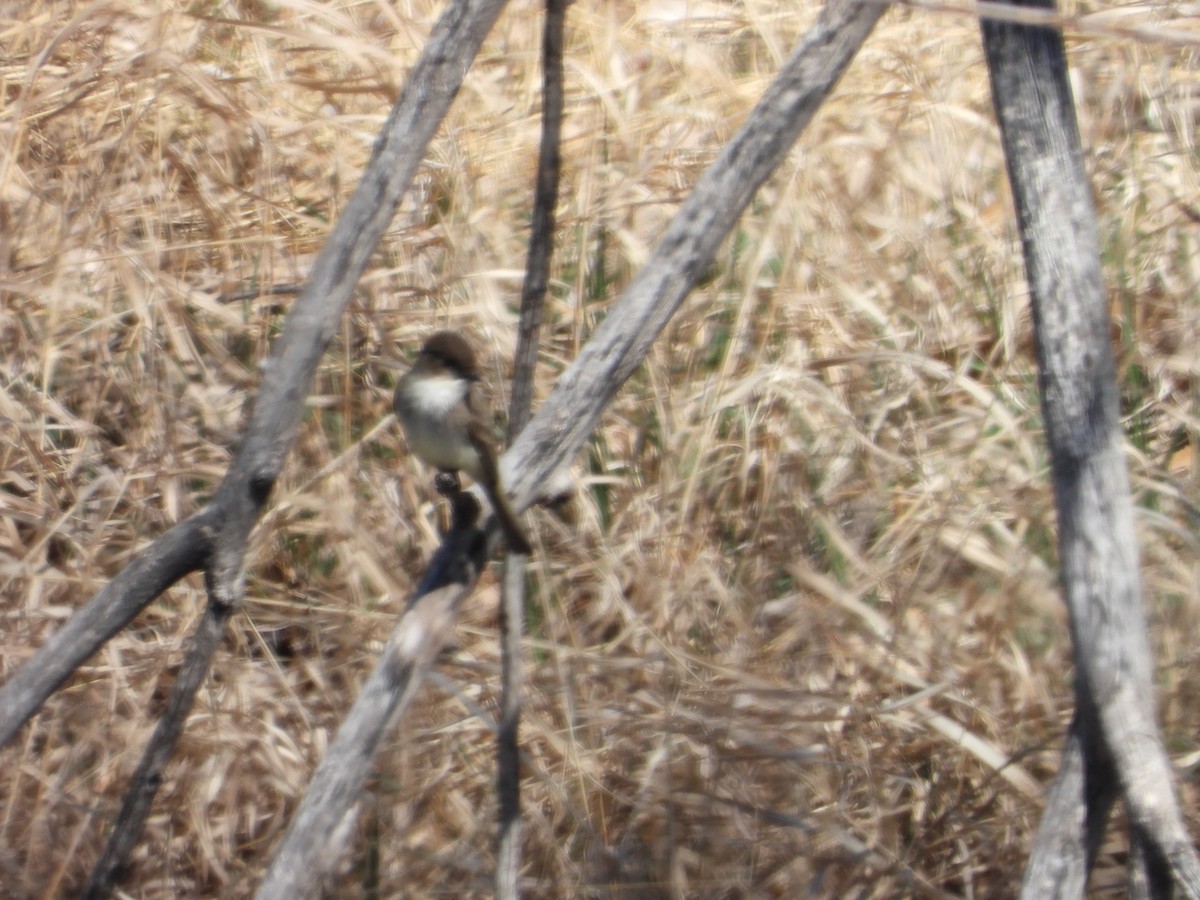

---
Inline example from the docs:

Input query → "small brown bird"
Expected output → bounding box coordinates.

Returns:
[393,331,532,555]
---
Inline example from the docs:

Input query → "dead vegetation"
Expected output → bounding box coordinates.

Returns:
[1,0,1198,896]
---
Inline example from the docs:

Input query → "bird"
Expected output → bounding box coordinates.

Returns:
[392,331,532,555]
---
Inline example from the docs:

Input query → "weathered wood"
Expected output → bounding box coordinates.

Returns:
[256,500,493,900]
[981,4,1200,896]
[502,0,887,512]
[255,0,887,889]
[0,0,513,891]
[0,514,213,747]
[1016,716,1118,895]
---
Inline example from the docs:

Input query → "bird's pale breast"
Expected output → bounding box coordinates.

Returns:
[394,374,482,479]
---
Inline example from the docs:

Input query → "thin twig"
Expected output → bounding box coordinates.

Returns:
[495,1,569,895]
[495,555,526,900]
[507,0,568,440]
[83,601,234,899]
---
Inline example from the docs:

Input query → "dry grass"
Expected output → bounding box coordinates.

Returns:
[1,0,1198,896]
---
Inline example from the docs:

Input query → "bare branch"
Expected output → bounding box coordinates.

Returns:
[1,0,514,887]
[507,0,568,439]
[502,0,887,510]
[0,514,213,747]
[981,5,1200,896]
[83,602,233,899]
[496,1,570,894]
[203,0,515,608]
[255,0,886,888]
[1018,717,1118,896]
[495,555,526,900]
[257,498,493,900]
[0,0,511,749]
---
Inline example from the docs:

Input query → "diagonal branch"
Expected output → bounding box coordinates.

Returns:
[257,499,493,900]
[1,0,513,891]
[202,0,515,608]
[501,0,886,510]
[0,0,512,753]
[255,0,888,891]
[0,514,213,747]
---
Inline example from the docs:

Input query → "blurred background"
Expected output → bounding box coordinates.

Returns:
[0,0,1197,895]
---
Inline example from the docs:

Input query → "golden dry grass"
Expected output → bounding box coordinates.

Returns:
[1,0,1198,896]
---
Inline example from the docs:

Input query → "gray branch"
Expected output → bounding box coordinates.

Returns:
[502,0,885,508]
[1017,716,1118,894]
[981,4,1200,896]
[254,0,886,893]
[203,0,514,607]
[257,498,493,899]
[0,0,511,754]
[0,514,213,747]
[0,0,512,890]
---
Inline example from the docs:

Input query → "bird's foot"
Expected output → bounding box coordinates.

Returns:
[435,471,462,498]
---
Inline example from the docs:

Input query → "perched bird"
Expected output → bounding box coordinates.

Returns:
[393,331,532,555]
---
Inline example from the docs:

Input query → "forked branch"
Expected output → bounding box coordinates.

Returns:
[0,0,512,891]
